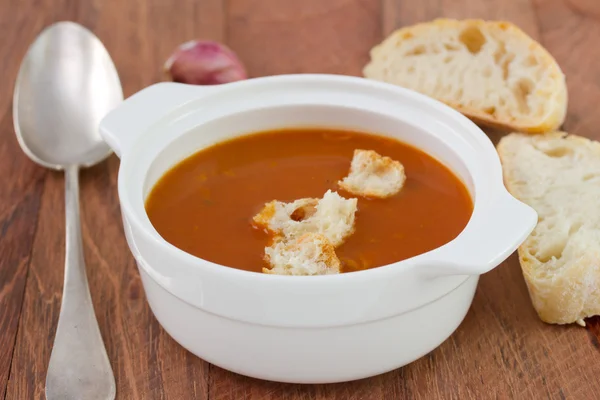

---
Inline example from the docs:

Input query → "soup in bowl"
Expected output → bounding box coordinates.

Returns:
[100,74,536,383]
[145,127,473,274]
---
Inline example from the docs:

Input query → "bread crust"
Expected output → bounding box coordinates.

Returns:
[364,19,568,134]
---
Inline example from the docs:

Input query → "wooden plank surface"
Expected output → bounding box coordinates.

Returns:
[0,0,599,399]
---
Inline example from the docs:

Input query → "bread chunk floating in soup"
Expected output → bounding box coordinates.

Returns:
[253,189,358,247]
[339,149,406,198]
[145,128,473,275]
[264,232,341,276]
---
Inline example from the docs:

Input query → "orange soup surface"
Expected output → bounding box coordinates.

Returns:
[145,128,473,273]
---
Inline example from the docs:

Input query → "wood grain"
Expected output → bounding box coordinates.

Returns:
[1,0,600,399]
[0,0,49,397]
[226,0,381,77]
[382,0,540,37]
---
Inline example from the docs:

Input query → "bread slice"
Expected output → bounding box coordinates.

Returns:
[253,190,358,247]
[339,149,406,198]
[263,233,341,276]
[364,19,567,133]
[497,132,600,325]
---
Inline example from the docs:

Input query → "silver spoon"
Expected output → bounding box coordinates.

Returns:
[13,21,122,400]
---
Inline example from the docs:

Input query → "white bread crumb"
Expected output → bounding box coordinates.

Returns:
[253,190,357,247]
[263,233,341,276]
[338,149,406,198]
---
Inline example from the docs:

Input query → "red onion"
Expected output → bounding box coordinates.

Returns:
[164,40,247,85]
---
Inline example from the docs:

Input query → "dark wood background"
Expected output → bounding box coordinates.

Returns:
[1,0,600,399]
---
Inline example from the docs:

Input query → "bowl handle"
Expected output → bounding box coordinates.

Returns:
[416,189,537,278]
[99,82,214,158]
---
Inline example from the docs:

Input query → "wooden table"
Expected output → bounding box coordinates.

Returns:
[1,0,600,398]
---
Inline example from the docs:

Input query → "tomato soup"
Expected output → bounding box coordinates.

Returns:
[145,128,473,273]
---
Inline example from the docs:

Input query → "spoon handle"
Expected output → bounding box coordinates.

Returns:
[45,165,116,400]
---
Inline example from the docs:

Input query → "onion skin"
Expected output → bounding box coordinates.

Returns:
[164,40,247,85]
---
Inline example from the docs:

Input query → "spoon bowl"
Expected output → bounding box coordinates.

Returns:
[14,21,122,168]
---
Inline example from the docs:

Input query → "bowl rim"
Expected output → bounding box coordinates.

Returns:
[111,74,532,284]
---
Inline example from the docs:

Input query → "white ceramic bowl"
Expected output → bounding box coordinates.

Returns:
[100,74,536,384]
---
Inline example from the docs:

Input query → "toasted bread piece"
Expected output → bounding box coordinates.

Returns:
[253,190,357,247]
[339,149,406,198]
[253,197,318,232]
[497,132,600,325]
[263,233,341,276]
[364,19,567,133]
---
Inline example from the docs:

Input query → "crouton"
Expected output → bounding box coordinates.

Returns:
[263,233,341,275]
[252,190,357,247]
[339,149,406,198]
[253,197,318,232]
[313,190,358,246]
